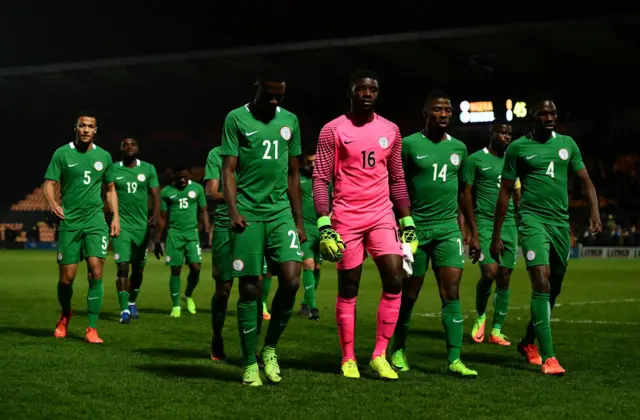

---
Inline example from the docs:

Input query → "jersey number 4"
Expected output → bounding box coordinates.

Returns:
[546,161,555,178]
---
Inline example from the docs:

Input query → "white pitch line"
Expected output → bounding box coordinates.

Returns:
[415,298,640,321]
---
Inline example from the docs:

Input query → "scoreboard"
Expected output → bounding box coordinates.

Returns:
[459,99,527,124]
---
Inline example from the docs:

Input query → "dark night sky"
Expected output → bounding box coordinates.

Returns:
[0,3,630,68]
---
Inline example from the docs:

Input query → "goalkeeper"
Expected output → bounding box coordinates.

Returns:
[312,69,417,381]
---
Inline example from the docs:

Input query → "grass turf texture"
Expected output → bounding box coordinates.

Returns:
[1,250,639,419]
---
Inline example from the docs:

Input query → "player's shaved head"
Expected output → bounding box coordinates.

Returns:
[491,117,510,128]
[423,89,450,111]
[349,69,379,88]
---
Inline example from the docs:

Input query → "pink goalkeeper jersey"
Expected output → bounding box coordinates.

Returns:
[313,113,410,231]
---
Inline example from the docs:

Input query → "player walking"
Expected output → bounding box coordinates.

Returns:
[462,119,520,345]
[491,95,602,375]
[390,90,479,377]
[44,112,120,343]
[221,68,305,386]
[313,70,416,380]
[109,138,160,323]
[157,166,209,317]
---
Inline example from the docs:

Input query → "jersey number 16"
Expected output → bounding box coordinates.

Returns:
[361,150,376,168]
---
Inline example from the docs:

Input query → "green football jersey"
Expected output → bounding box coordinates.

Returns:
[402,132,468,229]
[463,147,517,226]
[203,147,230,230]
[108,159,159,232]
[44,142,114,231]
[219,104,302,221]
[502,132,585,227]
[160,181,207,233]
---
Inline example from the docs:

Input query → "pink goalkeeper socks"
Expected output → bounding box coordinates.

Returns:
[372,292,402,359]
[336,296,357,363]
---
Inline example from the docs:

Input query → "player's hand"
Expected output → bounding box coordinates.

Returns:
[51,204,65,220]
[154,241,164,260]
[468,235,481,264]
[490,237,504,264]
[297,224,307,244]
[110,216,121,237]
[317,216,345,262]
[230,212,249,233]
[399,216,419,255]
[590,213,603,237]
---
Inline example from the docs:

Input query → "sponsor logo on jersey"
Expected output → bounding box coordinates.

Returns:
[378,136,389,149]
[188,191,196,199]
[280,126,292,141]
[450,153,460,166]
[233,259,244,271]
[526,250,536,261]
[94,161,103,171]
[137,174,146,182]
[558,148,569,160]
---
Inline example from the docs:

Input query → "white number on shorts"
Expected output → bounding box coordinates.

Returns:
[497,174,501,188]
[127,181,138,193]
[287,230,298,249]
[179,198,189,209]
[545,161,555,178]
[432,164,447,182]
[83,170,91,185]
[197,244,202,256]
[101,236,108,251]
[455,238,463,255]
[262,139,279,160]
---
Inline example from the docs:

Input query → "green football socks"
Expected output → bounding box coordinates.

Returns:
[169,275,181,307]
[87,278,104,328]
[238,299,258,366]
[441,300,464,364]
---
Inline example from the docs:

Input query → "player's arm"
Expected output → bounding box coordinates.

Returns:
[574,163,602,236]
[312,124,345,261]
[458,152,480,261]
[148,166,161,228]
[513,179,522,211]
[389,128,418,255]
[205,179,225,204]
[105,182,121,237]
[198,186,211,235]
[43,150,65,219]
[288,156,306,243]
[220,113,248,232]
[491,145,518,260]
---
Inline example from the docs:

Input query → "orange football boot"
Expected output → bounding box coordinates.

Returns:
[54,311,72,338]
[541,357,566,375]
[84,327,104,344]
[517,342,542,366]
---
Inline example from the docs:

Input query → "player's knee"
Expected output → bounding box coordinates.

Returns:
[496,268,512,290]
[382,272,404,295]
[440,282,459,301]
[117,263,129,278]
[314,262,322,271]
[302,258,315,271]
[529,267,550,293]
[190,264,201,274]
[214,287,231,301]
[239,278,260,300]
[480,264,498,282]
[338,282,359,299]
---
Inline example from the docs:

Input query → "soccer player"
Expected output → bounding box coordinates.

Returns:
[204,146,232,360]
[109,138,160,323]
[156,166,209,317]
[463,119,520,345]
[390,90,480,377]
[313,69,416,380]
[491,95,602,374]
[44,111,120,343]
[299,152,323,320]
[221,68,305,386]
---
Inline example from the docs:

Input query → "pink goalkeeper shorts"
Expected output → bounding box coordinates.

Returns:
[335,212,402,270]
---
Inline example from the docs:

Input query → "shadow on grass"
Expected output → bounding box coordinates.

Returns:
[73,310,119,321]
[279,352,342,375]
[133,307,217,315]
[134,347,243,365]
[134,363,239,382]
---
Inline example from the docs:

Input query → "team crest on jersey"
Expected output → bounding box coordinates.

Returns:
[94,161,103,171]
[114,253,120,261]
[378,136,389,149]
[526,250,536,261]
[165,256,171,263]
[280,126,292,141]
[558,148,569,160]
[137,174,146,182]
[479,252,485,262]
[233,259,244,271]
[450,153,460,166]
[188,191,196,199]
[57,252,63,261]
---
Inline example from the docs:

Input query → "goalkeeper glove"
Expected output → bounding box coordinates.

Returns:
[317,216,346,262]
[399,216,418,255]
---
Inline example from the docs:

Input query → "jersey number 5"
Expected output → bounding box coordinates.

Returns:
[361,150,376,168]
